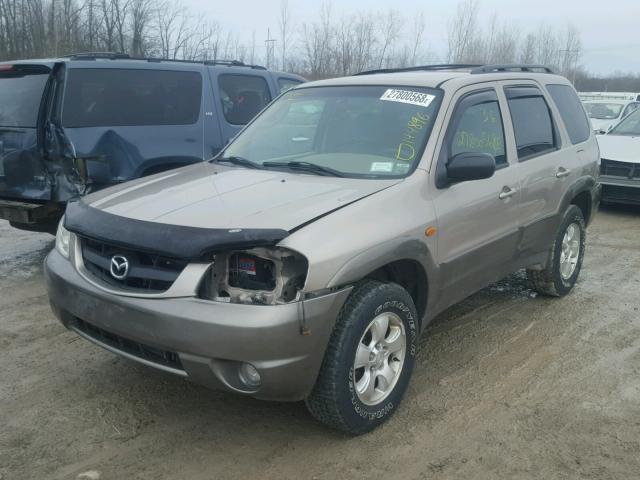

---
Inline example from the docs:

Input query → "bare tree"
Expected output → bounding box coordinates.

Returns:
[409,11,425,66]
[447,0,479,63]
[377,9,401,68]
[278,0,291,71]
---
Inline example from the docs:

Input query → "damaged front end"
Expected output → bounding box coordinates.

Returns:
[199,248,308,305]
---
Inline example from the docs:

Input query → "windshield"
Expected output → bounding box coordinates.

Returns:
[0,74,48,128]
[583,102,624,120]
[222,85,442,178]
[609,109,640,136]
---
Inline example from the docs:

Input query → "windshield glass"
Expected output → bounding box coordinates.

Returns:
[0,74,48,128]
[222,85,442,178]
[609,109,640,136]
[583,102,624,120]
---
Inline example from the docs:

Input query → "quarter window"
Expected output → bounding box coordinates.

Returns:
[505,86,557,160]
[218,74,272,125]
[62,69,202,127]
[449,96,507,166]
[546,84,590,144]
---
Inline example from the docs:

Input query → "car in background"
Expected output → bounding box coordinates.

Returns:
[579,92,640,102]
[598,108,640,205]
[0,53,304,232]
[583,99,640,133]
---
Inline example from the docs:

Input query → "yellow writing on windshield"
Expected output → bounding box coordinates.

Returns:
[396,112,430,162]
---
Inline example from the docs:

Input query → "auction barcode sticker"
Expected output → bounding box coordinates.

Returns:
[380,89,435,108]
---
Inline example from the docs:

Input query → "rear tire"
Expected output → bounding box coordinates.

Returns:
[527,205,586,296]
[305,280,418,435]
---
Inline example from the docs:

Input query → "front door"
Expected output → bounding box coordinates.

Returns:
[431,85,522,308]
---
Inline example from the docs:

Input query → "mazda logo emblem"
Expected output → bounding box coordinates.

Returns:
[110,255,129,280]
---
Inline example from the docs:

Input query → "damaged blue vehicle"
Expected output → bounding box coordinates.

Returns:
[0,53,304,232]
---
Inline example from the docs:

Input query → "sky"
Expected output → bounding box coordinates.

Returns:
[182,0,640,75]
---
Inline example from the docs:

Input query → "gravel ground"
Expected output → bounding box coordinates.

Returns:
[1,207,639,480]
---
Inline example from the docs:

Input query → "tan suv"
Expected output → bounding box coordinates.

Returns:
[45,64,601,434]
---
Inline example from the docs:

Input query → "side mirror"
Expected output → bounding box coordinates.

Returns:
[446,152,496,183]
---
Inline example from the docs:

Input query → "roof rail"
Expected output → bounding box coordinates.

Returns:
[354,64,481,76]
[64,52,266,69]
[66,52,131,60]
[203,59,267,70]
[470,64,555,74]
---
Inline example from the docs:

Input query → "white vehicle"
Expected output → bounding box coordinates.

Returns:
[598,108,640,205]
[583,99,640,133]
[579,92,640,102]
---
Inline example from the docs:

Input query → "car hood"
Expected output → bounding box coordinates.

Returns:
[591,118,616,132]
[597,134,640,164]
[84,162,402,231]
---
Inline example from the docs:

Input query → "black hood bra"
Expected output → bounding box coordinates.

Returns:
[64,200,289,260]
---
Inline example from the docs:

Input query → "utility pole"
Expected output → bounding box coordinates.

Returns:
[265,29,277,69]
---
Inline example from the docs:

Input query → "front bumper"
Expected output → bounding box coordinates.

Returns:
[600,175,640,205]
[45,249,351,401]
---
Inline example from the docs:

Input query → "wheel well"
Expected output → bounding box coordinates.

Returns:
[364,260,428,321]
[571,190,592,224]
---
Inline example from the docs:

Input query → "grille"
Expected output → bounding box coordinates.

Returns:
[600,159,640,179]
[80,237,188,293]
[72,317,184,371]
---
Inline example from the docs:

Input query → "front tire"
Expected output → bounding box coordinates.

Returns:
[527,205,586,296]
[306,280,419,435]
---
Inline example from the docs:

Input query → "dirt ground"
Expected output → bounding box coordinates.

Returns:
[1,207,639,480]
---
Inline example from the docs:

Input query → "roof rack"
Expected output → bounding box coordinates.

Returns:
[64,52,266,70]
[354,64,481,76]
[66,52,131,60]
[354,63,555,76]
[470,64,555,74]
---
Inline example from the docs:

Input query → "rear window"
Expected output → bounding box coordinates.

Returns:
[0,74,48,128]
[62,69,202,127]
[505,87,557,160]
[546,84,590,145]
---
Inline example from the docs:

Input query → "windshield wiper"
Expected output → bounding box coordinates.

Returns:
[262,161,345,177]
[212,156,263,169]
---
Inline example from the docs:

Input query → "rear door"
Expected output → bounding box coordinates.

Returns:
[0,63,52,201]
[499,81,581,258]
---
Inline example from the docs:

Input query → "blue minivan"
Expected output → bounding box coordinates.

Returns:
[0,53,305,232]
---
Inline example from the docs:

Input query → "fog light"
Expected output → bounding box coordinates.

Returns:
[239,362,261,388]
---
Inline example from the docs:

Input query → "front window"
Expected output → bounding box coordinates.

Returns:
[609,109,640,136]
[222,85,442,178]
[583,102,624,120]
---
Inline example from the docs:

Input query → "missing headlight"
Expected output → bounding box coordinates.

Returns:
[228,253,276,291]
[199,248,308,305]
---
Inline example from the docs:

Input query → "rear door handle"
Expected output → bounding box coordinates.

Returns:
[556,167,571,178]
[499,186,518,200]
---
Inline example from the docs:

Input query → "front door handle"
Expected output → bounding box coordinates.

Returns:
[499,186,518,200]
[556,167,571,178]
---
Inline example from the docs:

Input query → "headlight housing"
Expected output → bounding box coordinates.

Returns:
[199,247,308,305]
[55,217,71,258]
